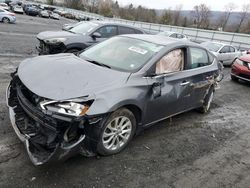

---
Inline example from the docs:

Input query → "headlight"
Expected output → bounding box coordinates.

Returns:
[44,38,66,44]
[40,101,89,117]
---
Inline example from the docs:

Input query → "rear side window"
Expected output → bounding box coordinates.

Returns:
[169,33,177,38]
[177,34,184,39]
[189,48,210,69]
[119,26,136,34]
[134,29,144,34]
[220,46,230,53]
[230,46,235,52]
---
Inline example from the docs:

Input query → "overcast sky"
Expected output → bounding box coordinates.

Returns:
[117,0,249,11]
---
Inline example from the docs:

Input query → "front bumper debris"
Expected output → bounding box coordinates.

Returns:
[36,39,66,55]
[6,76,98,165]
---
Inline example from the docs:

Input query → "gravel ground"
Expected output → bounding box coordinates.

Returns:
[0,14,250,188]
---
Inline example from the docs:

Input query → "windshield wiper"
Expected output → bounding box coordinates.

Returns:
[85,59,111,69]
[67,30,75,34]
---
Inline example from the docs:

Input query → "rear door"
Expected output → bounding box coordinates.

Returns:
[186,47,217,108]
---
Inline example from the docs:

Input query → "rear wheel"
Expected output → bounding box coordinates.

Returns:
[2,17,10,23]
[97,108,136,156]
[198,86,214,113]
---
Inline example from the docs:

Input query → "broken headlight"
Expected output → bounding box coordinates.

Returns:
[44,38,66,44]
[40,101,89,117]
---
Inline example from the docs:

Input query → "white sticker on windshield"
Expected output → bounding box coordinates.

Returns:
[129,46,148,55]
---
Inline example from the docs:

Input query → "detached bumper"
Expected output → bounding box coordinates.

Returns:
[6,81,88,166]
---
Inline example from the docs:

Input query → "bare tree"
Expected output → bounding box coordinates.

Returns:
[47,0,54,5]
[222,3,237,31]
[236,4,250,32]
[160,9,172,25]
[64,0,82,9]
[192,4,210,29]
[172,4,182,26]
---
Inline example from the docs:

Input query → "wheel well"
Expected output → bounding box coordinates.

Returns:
[123,105,142,125]
[66,47,81,52]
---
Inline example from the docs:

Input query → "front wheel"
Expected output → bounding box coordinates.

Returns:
[97,108,136,156]
[66,48,80,55]
[2,17,10,23]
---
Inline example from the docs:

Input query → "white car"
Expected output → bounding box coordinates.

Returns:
[201,41,242,66]
[13,5,24,14]
[0,3,9,11]
[50,12,59,20]
[157,31,189,40]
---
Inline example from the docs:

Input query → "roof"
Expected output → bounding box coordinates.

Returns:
[121,34,193,46]
[91,20,144,31]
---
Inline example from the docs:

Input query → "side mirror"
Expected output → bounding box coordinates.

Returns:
[152,82,161,98]
[91,32,101,39]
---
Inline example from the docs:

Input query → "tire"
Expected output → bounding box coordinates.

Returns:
[97,108,136,156]
[198,86,214,113]
[2,17,10,23]
[231,75,238,82]
[66,49,80,55]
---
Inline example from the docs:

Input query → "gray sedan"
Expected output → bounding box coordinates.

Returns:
[201,41,242,66]
[7,35,220,165]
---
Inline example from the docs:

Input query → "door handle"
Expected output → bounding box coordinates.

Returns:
[180,81,190,86]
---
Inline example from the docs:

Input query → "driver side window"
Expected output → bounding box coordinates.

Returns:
[95,26,118,38]
[156,49,184,74]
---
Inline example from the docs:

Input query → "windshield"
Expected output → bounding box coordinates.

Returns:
[69,22,99,35]
[202,42,222,52]
[79,36,163,72]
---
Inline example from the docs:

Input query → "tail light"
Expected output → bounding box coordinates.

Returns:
[8,13,15,16]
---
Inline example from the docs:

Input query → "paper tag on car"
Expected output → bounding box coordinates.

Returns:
[129,46,148,55]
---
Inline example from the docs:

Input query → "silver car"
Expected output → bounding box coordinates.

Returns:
[201,41,242,66]
[157,31,189,40]
[0,8,16,23]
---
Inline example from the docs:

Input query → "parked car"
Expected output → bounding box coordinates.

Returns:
[39,10,49,18]
[0,2,9,10]
[0,8,15,23]
[13,5,23,14]
[50,12,60,20]
[201,41,242,66]
[231,55,250,82]
[63,12,75,19]
[37,21,146,55]
[25,6,40,16]
[7,35,221,165]
[158,31,189,40]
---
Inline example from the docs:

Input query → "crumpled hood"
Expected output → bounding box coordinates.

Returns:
[37,30,78,40]
[17,54,130,101]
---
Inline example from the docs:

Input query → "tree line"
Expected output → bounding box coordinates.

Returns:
[51,0,250,34]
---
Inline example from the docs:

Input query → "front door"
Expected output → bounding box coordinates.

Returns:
[144,48,193,124]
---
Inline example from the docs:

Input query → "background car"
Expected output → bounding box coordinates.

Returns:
[50,12,59,20]
[231,55,250,82]
[157,31,189,40]
[37,21,147,55]
[0,2,9,10]
[39,10,49,18]
[24,4,39,16]
[0,8,15,23]
[13,5,23,14]
[7,35,220,165]
[201,41,242,66]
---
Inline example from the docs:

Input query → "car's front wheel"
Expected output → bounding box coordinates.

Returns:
[2,17,10,23]
[97,108,136,156]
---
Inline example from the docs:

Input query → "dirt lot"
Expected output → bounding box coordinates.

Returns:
[1,14,250,188]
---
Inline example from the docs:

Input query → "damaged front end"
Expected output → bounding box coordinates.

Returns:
[6,73,100,165]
